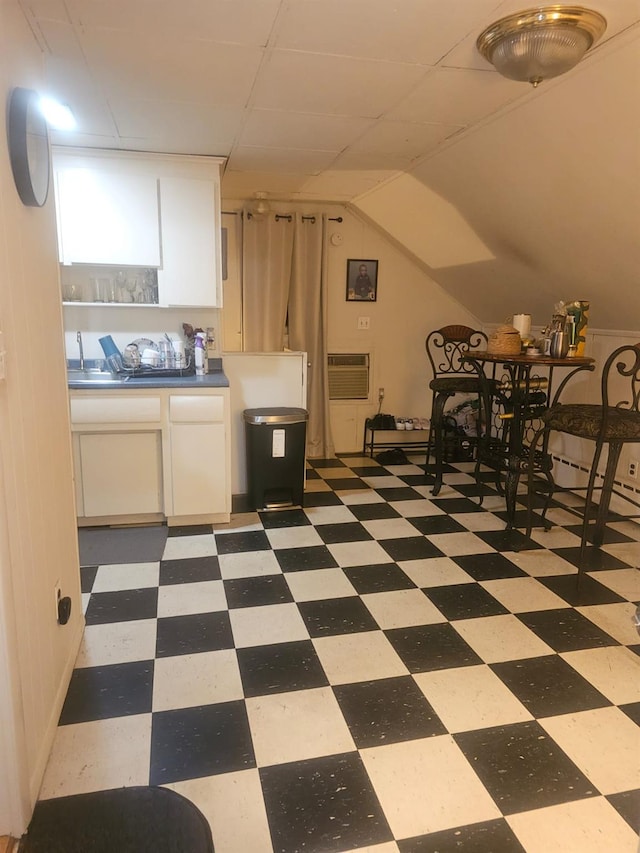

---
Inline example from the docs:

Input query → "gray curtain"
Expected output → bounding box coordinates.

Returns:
[288,214,335,459]
[241,210,334,458]
[242,212,294,352]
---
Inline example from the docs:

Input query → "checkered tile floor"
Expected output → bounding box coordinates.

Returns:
[41,455,640,852]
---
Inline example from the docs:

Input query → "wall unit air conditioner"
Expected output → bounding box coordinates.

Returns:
[328,353,369,400]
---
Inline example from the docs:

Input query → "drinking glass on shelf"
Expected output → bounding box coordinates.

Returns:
[115,270,129,303]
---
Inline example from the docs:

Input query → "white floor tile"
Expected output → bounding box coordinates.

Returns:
[361,517,422,540]
[153,649,243,711]
[399,557,475,588]
[265,525,323,549]
[528,527,583,549]
[577,602,640,645]
[480,577,567,613]
[338,490,385,505]
[426,532,495,557]
[360,736,500,838]
[218,550,282,579]
[388,499,445,518]
[608,520,640,541]
[304,479,332,493]
[561,647,640,705]
[601,541,640,565]
[362,589,445,629]
[162,534,217,560]
[507,796,638,853]
[312,632,408,685]
[285,568,356,601]
[362,476,410,489]
[246,686,355,766]
[540,706,640,795]
[157,579,227,618]
[230,603,309,648]
[587,568,640,601]
[450,512,506,531]
[213,513,262,533]
[503,549,577,577]
[92,562,159,592]
[453,615,554,663]
[166,770,273,853]
[75,619,157,668]
[303,505,357,525]
[39,714,151,799]
[327,540,394,568]
[316,466,360,480]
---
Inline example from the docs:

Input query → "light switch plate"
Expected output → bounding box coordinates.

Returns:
[357,317,370,330]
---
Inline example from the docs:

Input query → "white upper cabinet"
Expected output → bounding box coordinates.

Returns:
[53,149,224,307]
[55,156,161,267]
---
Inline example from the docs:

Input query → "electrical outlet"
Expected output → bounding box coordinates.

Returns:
[54,581,61,623]
[378,387,385,402]
[628,460,638,479]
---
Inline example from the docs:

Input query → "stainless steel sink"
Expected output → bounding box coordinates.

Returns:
[67,369,127,384]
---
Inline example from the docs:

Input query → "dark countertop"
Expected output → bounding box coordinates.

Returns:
[67,357,230,390]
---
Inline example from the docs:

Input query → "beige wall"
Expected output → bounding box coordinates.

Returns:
[0,2,83,833]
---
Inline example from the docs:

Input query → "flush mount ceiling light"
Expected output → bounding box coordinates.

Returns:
[476,5,606,87]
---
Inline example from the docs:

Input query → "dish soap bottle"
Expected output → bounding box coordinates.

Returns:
[194,332,206,375]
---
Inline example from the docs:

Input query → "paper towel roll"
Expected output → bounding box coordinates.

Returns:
[512,313,531,338]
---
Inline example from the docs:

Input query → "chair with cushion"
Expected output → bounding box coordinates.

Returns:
[526,342,640,578]
[425,325,488,495]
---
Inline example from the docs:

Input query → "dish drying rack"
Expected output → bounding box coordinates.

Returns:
[119,354,195,379]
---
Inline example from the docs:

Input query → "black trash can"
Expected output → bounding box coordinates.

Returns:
[243,407,308,510]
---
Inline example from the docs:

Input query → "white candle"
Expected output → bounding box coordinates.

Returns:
[512,313,531,338]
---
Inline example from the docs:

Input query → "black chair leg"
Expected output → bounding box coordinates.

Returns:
[577,442,605,589]
[431,392,450,496]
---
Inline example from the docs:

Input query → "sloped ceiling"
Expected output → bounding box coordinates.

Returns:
[354,28,640,329]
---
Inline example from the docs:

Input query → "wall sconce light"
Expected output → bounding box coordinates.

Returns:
[476,5,606,87]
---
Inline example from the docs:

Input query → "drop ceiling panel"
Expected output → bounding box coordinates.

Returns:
[65,0,281,44]
[300,170,399,200]
[330,152,413,172]
[348,120,465,159]
[274,0,500,65]
[387,68,523,126]
[227,145,338,175]
[250,50,428,117]
[239,110,375,152]
[221,171,310,197]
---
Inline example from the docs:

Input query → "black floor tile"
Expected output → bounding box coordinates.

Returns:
[333,676,446,748]
[517,608,619,652]
[302,492,343,507]
[620,702,640,726]
[475,529,543,552]
[400,474,435,486]
[565,524,635,545]
[260,509,311,529]
[430,497,486,514]
[150,700,255,785]
[385,623,482,673]
[426,584,509,620]
[349,466,385,477]
[409,515,467,535]
[454,553,526,581]
[80,565,98,593]
[454,483,500,498]
[379,536,444,562]
[167,524,213,537]
[315,521,373,544]
[159,556,221,585]
[348,503,402,521]
[215,530,272,554]
[491,655,611,717]
[343,563,416,594]
[305,469,321,480]
[375,487,423,502]
[550,546,631,571]
[275,545,338,573]
[59,660,153,724]
[327,477,370,490]
[259,753,393,853]
[309,458,347,468]
[223,575,293,609]
[298,596,379,637]
[397,818,526,852]
[537,573,625,606]
[155,611,234,657]
[607,790,640,833]
[84,588,158,625]
[454,721,598,815]
[236,640,329,698]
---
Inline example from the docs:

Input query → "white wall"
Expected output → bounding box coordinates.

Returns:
[0,2,83,833]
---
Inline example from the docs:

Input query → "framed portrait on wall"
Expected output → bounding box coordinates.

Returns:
[346,259,378,302]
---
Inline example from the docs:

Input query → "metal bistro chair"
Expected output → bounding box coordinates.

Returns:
[425,325,488,495]
[526,342,640,579]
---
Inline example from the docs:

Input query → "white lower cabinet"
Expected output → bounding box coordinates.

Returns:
[78,432,163,517]
[70,389,230,526]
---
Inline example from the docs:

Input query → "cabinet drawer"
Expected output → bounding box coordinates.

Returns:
[70,396,162,425]
[169,395,224,423]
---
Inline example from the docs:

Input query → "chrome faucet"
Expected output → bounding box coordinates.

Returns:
[77,331,84,370]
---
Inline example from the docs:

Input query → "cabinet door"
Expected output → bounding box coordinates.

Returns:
[157,177,220,307]
[170,423,227,516]
[56,165,161,267]
[79,432,163,517]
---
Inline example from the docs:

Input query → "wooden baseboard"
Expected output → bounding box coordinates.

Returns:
[0,836,17,853]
